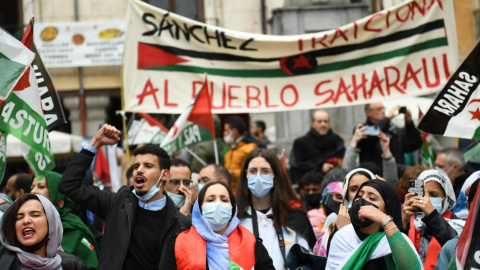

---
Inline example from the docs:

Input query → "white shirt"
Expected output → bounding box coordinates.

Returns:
[240,207,311,270]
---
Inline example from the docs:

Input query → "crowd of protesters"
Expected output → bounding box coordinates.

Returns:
[0,103,479,270]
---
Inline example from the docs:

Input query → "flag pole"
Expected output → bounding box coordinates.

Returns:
[213,139,219,164]
[185,148,207,166]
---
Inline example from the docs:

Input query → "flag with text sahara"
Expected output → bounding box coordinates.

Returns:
[0,27,35,101]
[126,112,169,145]
[0,18,55,180]
[160,76,215,155]
[448,180,480,269]
[418,40,480,140]
[123,0,458,114]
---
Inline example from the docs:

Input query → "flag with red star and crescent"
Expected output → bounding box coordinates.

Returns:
[418,40,480,140]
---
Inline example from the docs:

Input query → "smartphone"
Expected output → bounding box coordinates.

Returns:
[408,179,424,197]
[362,125,380,136]
[399,106,407,114]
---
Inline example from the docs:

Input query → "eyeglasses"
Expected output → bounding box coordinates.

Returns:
[369,107,385,111]
[168,179,193,188]
[246,168,274,175]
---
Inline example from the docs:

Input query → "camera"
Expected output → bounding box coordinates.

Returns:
[399,106,407,114]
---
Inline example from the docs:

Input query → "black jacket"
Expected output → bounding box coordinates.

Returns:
[404,210,458,246]
[0,245,86,270]
[289,128,345,183]
[357,118,422,170]
[59,149,191,270]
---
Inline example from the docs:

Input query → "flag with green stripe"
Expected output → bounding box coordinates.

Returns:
[123,0,458,114]
[0,18,55,180]
[161,76,215,155]
[0,28,35,101]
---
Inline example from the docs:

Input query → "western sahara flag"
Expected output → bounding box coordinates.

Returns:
[160,76,215,155]
[0,18,55,180]
[127,112,169,145]
[418,41,480,139]
[448,181,480,269]
[0,27,35,101]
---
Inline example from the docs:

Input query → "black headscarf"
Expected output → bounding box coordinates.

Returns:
[352,179,403,239]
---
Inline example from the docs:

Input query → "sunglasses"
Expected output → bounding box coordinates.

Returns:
[168,179,193,188]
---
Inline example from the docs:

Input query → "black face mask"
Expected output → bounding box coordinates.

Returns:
[304,193,322,208]
[349,198,379,228]
[323,196,342,216]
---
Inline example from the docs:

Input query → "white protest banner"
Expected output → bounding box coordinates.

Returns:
[34,20,125,67]
[123,0,458,114]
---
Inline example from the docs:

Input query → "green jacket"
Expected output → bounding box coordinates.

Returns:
[46,171,99,269]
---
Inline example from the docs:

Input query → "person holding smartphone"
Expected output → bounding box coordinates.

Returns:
[402,169,465,270]
[357,102,422,171]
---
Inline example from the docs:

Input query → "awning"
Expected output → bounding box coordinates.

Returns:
[6,131,83,160]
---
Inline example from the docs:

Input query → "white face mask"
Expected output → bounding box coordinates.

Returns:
[223,131,234,145]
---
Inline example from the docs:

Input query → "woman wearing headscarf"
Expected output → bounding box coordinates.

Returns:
[313,181,343,256]
[327,179,422,270]
[31,172,98,269]
[323,168,375,256]
[402,169,465,270]
[0,193,86,269]
[236,148,316,270]
[168,181,274,269]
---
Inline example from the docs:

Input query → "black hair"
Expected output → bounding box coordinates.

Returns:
[15,173,33,193]
[133,144,171,170]
[298,171,323,190]
[197,181,236,219]
[469,178,480,205]
[171,158,192,174]
[225,116,246,135]
[254,120,266,132]
[126,165,134,180]
[2,194,40,246]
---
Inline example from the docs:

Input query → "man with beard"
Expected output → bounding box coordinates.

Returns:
[289,110,345,183]
[4,173,32,201]
[59,124,190,270]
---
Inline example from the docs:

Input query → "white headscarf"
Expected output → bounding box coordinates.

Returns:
[413,170,464,232]
[342,168,375,207]
[0,194,63,270]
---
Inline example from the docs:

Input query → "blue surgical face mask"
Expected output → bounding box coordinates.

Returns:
[167,191,185,209]
[198,183,205,192]
[430,197,444,213]
[202,201,233,232]
[247,174,274,198]
[133,170,164,202]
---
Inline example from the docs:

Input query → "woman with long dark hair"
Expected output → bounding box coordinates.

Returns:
[236,148,316,270]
